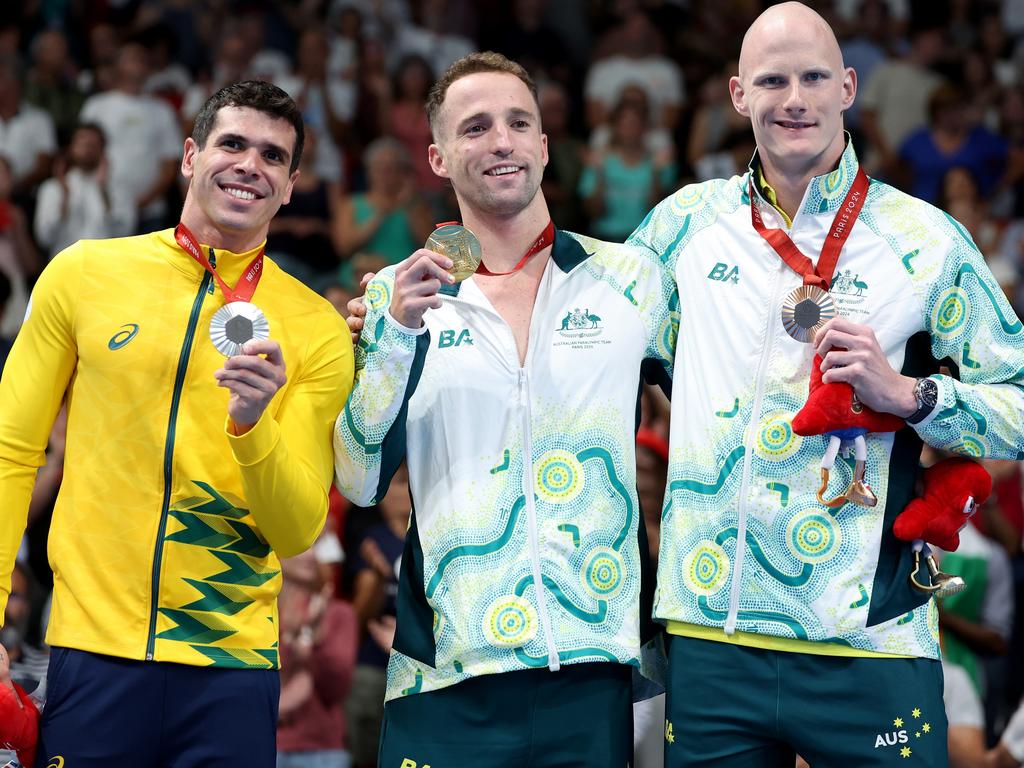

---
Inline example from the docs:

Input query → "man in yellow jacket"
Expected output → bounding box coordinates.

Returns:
[0,80,353,766]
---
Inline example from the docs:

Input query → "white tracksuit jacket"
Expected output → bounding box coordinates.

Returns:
[335,229,677,701]
[629,142,1024,659]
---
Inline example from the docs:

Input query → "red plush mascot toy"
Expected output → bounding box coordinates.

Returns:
[791,353,904,507]
[893,457,992,597]
[0,650,39,768]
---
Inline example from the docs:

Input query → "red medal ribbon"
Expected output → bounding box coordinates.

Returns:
[749,167,869,290]
[474,219,555,276]
[174,223,264,303]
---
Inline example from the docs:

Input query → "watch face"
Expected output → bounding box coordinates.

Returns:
[920,378,938,408]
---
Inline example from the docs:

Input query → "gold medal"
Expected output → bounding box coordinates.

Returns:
[425,224,482,282]
[781,285,836,343]
[210,301,270,357]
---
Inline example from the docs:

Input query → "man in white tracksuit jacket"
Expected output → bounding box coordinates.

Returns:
[628,3,1024,766]
[334,52,676,767]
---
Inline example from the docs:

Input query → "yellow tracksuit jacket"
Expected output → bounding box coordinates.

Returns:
[0,229,353,668]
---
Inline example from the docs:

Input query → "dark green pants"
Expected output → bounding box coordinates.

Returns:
[378,662,633,768]
[665,635,947,767]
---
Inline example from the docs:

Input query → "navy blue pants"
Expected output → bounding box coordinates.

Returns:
[35,647,280,768]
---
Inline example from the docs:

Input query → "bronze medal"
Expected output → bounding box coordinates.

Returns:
[425,224,483,282]
[781,285,836,343]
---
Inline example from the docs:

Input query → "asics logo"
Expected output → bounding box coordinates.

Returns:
[108,323,140,350]
[47,758,65,768]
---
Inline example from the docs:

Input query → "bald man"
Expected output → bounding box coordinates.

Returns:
[630,3,1024,765]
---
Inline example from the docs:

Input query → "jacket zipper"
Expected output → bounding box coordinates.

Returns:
[518,366,560,670]
[725,244,785,635]
[146,258,213,660]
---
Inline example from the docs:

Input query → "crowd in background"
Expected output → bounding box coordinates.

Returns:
[2,0,1024,766]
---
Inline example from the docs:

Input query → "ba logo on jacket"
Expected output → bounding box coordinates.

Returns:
[438,329,473,348]
[707,262,739,284]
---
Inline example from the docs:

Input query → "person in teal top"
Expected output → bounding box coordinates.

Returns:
[336,137,432,276]
[579,97,677,242]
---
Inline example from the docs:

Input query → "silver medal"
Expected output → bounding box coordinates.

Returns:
[210,301,269,357]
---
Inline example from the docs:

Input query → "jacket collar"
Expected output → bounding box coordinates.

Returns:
[746,135,864,221]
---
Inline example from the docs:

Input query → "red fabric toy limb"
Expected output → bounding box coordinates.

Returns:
[0,680,39,767]
[893,458,993,551]
[791,354,905,436]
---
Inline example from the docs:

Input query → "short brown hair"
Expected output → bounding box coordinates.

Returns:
[193,80,305,173]
[426,51,538,139]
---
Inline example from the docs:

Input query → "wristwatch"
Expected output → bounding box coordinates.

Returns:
[906,377,939,425]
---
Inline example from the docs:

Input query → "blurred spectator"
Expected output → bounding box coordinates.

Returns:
[385,55,441,198]
[837,0,892,134]
[335,137,432,273]
[392,0,475,77]
[963,48,1004,130]
[939,520,1014,717]
[987,694,1024,766]
[899,84,1009,205]
[583,11,684,134]
[140,22,193,113]
[686,60,749,174]
[941,166,1001,247]
[348,37,391,166]
[24,29,85,146]
[267,128,344,290]
[579,97,676,242]
[78,23,121,95]
[0,56,57,198]
[277,547,358,768]
[327,0,410,47]
[79,42,182,232]
[859,23,945,177]
[481,0,574,88]
[979,12,1017,87]
[34,122,136,259]
[539,80,585,233]
[833,0,909,27]
[944,659,987,767]
[693,127,757,184]
[346,463,410,768]
[326,5,363,81]
[589,84,674,164]
[996,216,1024,315]
[280,27,351,186]
[938,166,1011,304]
[181,30,253,129]
[0,157,39,340]
[997,87,1024,220]
[139,0,206,75]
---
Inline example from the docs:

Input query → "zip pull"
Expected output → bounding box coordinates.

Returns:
[207,248,217,295]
